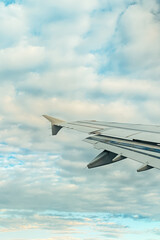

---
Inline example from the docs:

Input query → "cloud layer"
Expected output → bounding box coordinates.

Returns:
[0,0,160,239]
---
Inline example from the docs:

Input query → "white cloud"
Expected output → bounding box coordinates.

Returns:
[98,77,160,99]
[0,2,27,48]
[0,45,46,72]
[0,0,160,239]
[114,2,160,78]
[24,0,98,13]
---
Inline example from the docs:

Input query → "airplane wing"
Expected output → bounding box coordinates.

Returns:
[43,115,160,172]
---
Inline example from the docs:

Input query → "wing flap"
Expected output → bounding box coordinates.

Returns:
[98,128,160,144]
[101,128,140,139]
[84,136,160,170]
[132,132,160,144]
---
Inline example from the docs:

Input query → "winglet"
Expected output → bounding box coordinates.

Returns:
[43,115,66,135]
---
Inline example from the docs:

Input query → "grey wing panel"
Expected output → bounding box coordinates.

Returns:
[78,121,160,144]
[62,122,105,134]
[101,129,160,144]
[131,132,160,144]
[43,115,107,134]
[43,116,160,137]
[79,120,160,134]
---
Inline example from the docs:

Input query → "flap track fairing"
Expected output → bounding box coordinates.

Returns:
[87,150,125,169]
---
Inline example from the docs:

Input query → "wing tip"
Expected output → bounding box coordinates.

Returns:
[43,115,65,125]
[43,115,66,135]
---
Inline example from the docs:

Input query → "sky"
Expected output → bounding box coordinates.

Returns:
[0,0,160,239]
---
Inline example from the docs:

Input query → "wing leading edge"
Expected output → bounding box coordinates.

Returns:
[43,115,160,172]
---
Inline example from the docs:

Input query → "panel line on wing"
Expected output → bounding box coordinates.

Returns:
[67,122,104,130]
[77,121,160,134]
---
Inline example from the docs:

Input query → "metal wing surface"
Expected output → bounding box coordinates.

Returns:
[43,115,160,172]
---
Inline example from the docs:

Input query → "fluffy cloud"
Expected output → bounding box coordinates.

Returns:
[0,2,26,48]
[0,45,46,72]
[110,1,160,79]
[0,0,160,239]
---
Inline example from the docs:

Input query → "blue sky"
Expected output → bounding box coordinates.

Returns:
[0,0,160,239]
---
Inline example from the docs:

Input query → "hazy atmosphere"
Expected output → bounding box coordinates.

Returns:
[0,0,160,239]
